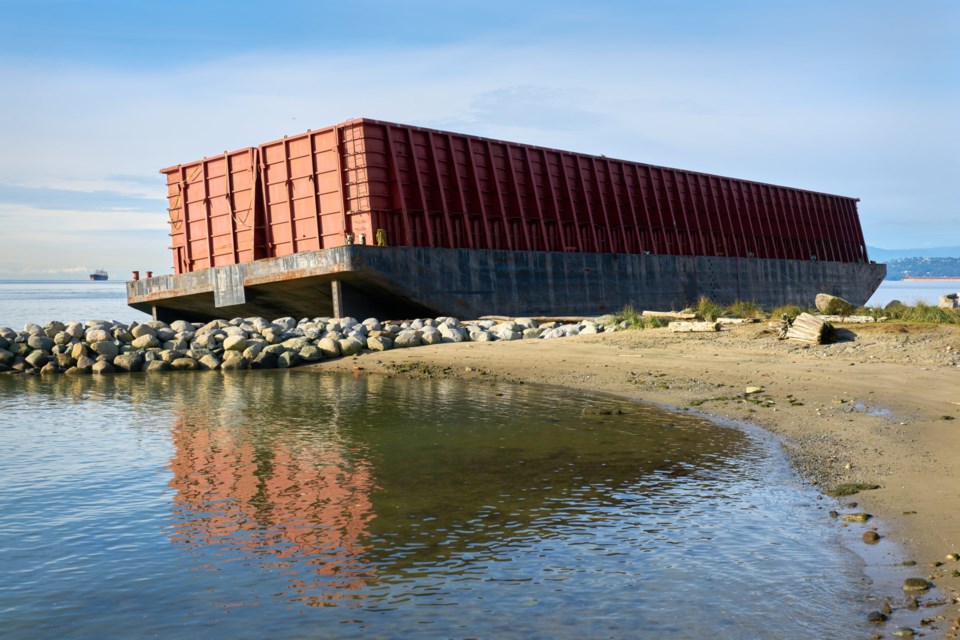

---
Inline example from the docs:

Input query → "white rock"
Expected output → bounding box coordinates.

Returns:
[338,336,364,356]
[394,330,423,348]
[222,335,248,352]
[366,336,393,351]
[131,324,157,339]
[420,327,443,345]
[317,337,341,357]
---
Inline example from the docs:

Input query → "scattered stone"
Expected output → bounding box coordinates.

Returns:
[91,360,115,375]
[113,353,143,372]
[745,386,764,394]
[144,360,170,373]
[842,512,872,523]
[197,354,221,371]
[863,531,882,544]
[826,483,881,497]
[815,293,855,316]
[220,356,249,371]
[89,340,119,359]
[892,627,915,637]
[867,611,888,623]
[24,350,49,368]
[131,334,159,349]
[903,577,932,592]
[170,357,198,371]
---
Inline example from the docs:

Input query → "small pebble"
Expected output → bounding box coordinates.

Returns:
[863,531,882,544]
[867,610,888,623]
[903,577,932,591]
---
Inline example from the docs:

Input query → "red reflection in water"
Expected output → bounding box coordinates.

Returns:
[167,420,377,604]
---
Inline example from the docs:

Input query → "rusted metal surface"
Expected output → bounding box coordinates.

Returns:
[160,119,872,276]
[161,148,263,274]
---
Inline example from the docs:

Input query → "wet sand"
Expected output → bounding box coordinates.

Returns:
[314,319,960,635]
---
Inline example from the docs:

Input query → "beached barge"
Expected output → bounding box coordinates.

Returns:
[128,118,885,322]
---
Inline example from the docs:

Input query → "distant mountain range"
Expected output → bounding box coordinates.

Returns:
[868,246,960,261]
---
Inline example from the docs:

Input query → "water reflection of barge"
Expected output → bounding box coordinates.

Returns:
[128,119,884,321]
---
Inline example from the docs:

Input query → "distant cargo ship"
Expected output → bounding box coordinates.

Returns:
[89,269,108,281]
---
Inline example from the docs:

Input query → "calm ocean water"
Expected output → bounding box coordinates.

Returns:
[867,279,960,307]
[0,278,927,637]
[0,280,150,330]
[0,372,879,639]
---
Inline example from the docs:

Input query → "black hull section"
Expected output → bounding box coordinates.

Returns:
[128,246,886,323]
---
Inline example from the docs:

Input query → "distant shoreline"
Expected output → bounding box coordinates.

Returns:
[899,277,960,282]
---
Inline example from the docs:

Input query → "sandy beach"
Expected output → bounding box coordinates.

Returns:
[315,318,960,633]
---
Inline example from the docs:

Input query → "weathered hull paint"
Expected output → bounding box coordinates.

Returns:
[127,246,886,322]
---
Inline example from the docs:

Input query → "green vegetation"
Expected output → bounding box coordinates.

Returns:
[825,483,881,497]
[855,301,960,325]
[614,297,960,330]
[768,304,808,320]
[725,299,765,319]
[693,296,725,321]
[610,305,668,329]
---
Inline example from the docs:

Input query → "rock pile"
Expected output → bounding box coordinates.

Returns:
[0,315,610,375]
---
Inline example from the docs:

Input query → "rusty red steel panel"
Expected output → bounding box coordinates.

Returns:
[161,148,263,275]
[160,118,872,274]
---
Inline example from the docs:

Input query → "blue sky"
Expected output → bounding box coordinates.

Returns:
[1,0,956,278]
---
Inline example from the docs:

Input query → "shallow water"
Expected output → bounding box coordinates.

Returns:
[0,371,873,639]
[0,280,150,329]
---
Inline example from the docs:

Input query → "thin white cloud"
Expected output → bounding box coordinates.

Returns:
[0,35,955,257]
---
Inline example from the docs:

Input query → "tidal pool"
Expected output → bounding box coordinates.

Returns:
[0,371,873,638]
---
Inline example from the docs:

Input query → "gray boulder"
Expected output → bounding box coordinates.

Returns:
[815,293,855,316]
[91,360,115,375]
[338,336,364,356]
[27,335,55,352]
[169,320,193,333]
[366,336,393,351]
[89,341,119,358]
[70,342,88,361]
[420,327,443,345]
[65,322,85,339]
[317,337,341,357]
[85,328,111,343]
[131,323,157,339]
[25,350,49,368]
[170,357,198,371]
[299,345,323,362]
[132,334,160,349]
[277,351,301,368]
[197,354,221,370]
[437,324,467,343]
[394,330,423,348]
[250,352,278,369]
[43,321,66,338]
[220,356,249,371]
[144,360,171,373]
[223,335,248,352]
[75,355,97,373]
[113,353,143,372]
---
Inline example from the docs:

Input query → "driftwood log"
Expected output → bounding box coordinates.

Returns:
[643,311,697,320]
[669,321,721,333]
[780,312,835,344]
